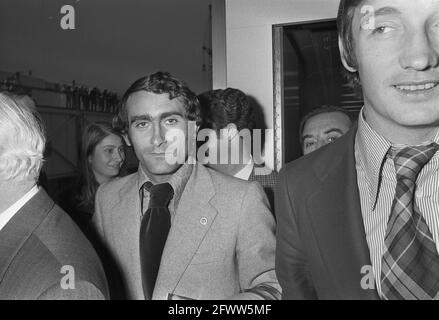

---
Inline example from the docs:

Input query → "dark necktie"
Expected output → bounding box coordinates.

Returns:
[139,181,174,300]
[380,143,439,300]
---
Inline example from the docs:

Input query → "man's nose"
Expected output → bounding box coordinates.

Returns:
[316,140,327,150]
[399,28,439,71]
[152,122,165,147]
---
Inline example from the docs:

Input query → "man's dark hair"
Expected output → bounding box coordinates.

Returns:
[198,88,255,132]
[299,105,353,143]
[114,71,201,133]
[337,0,364,85]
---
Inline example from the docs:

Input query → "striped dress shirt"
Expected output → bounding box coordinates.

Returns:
[355,110,439,297]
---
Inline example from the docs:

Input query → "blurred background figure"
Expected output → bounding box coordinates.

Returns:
[198,88,277,212]
[59,122,125,231]
[300,105,353,155]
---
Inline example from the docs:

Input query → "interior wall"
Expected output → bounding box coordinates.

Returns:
[224,0,340,169]
[211,0,227,89]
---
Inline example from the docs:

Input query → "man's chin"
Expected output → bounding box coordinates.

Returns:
[141,161,182,176]
[391,110,439,128]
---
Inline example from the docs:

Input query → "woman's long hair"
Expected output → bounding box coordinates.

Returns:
[77,122,124,211]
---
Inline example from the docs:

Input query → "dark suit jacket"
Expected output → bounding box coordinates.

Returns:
[275,126,380,300]
[0,189,109,299]
[249,165,278,214]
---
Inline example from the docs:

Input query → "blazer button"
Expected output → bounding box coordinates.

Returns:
[200,217,208,225]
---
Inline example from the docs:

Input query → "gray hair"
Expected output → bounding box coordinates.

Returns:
[0,92,46,181]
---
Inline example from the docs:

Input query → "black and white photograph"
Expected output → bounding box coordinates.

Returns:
[0,0,439,307]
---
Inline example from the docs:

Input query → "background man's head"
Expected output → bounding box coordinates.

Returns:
[198,88,255,166]
[337,0,439,144]
[300,106,353,155]
[0,92,46,182]
[198,88,255,132]
[116,72,200,183]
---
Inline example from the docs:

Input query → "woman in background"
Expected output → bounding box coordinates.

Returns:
[60,122,125,231]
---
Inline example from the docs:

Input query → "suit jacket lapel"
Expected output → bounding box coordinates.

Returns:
[307,127,380,299]
[153,164,218,299]
[0,189,52,285]
[113,175,143,298]
[115,175,141,253]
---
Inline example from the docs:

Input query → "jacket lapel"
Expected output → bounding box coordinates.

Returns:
[153,163,218,299]
[0,189,53,286]
[115,175,141,253]
[307,127,380,299]
[113,175,143,299]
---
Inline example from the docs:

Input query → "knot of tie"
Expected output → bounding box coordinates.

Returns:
[144,182,174,208]
[389,142,439,183]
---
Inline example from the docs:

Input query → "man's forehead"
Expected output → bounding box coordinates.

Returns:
[348,0,439,39]
[354,0,439,16]
[127,91,171,106]
[305,112,351,130]
[126,91,186,117]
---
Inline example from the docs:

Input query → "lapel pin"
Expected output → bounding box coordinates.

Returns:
[199,217,208,225]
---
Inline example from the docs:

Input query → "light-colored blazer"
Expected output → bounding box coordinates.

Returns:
[93,163,280,300]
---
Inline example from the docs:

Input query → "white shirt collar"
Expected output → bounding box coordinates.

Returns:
[234,157,254,181]
[0,185,39,231]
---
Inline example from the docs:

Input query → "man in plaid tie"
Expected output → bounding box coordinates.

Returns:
[276,0,439,299]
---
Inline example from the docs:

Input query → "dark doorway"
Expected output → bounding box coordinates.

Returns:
[273,20,363,169]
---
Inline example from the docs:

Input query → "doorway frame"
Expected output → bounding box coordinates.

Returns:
[272,18,337,171]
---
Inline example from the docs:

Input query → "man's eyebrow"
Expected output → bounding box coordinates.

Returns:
[129,114,152,125]
[362,6,401,19]
[324,128,344,135]
[159,111,185,120]
[129,112,185,125]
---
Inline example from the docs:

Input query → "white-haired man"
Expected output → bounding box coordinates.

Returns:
[0,92,108,299]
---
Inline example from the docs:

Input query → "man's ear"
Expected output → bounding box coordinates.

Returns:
[338,37,357,73]
[123,133,132,146]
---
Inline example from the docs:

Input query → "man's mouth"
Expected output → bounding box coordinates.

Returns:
[394,81,439,92]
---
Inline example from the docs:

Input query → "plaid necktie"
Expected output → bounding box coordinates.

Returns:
[380,143,439,300]
[139,181,174,299]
